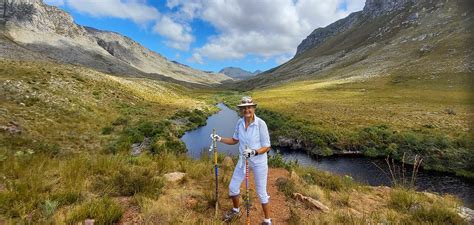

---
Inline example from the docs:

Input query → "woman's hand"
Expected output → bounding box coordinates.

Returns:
[243,148,256,158]
[210,133,221,142]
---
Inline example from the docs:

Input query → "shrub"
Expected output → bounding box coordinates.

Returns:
[101,126,113,135]
[92,167,164,198]
[276,177,296,198]
[112,116,129,126]
[67,197,123,225]
[389,189,418,212]
[409,205,465,224]
[41,199,59,218]
[268,151,297,170]
[301,169,353,192]
[51,190,82,206]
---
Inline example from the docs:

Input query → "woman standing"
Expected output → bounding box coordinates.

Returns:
[210,96,272,225]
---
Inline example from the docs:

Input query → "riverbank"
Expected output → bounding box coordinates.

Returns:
[218,92,473,180]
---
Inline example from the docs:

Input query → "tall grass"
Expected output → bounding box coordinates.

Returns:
[66,197,123,225]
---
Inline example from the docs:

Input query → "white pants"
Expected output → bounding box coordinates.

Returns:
[229,159,270,204]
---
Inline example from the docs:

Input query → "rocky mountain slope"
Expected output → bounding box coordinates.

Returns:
[231,0,473,89]
[0,0,231,85]
[219,66,260,80]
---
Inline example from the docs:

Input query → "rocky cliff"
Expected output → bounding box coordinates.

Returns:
[0,0,231,85]
[296,0,416,56]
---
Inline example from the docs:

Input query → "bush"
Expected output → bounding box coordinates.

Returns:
[301,169,353,192]
[276,177,296,198]
[51,190,82,206]
[388,189,418,212]
[101,126,113,135]
[67,197,123,225]
[92,167,164,198]
[268,151,297,170]
[409,205,465,224]
[112,116,129,126]
[41,199,59,218]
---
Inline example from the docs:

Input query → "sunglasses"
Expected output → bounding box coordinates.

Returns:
[239,106,254,110]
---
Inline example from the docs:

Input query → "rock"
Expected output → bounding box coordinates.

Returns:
[422,191,438,200]
[458,206,474,223]
[296,12,360,56]
[0,121,22,135]
[419,44,433,54]
[164,172,186,183]
[293,193,330,212]
[278,136,304,150]
[84,219,95,225]
[131,137,151,156]
[222,156,234,168]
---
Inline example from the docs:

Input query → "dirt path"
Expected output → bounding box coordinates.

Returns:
[234,168,290,225]
[118,167,291,224]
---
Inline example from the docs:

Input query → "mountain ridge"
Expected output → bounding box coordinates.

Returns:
[0,0,232,85]
[219,66,260,80]
[229,0,472,90]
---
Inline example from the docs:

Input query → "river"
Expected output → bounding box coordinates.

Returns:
[181,103,473,207]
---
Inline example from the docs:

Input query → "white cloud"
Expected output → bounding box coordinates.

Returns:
[275,54,293,65]
[168,0,364,61]
[153,16,194,51]
[65,0,160,24]
[44,0,64,6]
[188,53,204,64]
[61,0,195,51]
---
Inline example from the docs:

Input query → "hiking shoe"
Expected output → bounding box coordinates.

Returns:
[223,208,241,222]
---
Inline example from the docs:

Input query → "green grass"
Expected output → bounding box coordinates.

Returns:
[66,197,123,225]
[219,70,473,178]
[0,60,217,223]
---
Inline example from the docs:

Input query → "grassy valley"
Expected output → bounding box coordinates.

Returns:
[0,60,469,224]
[228,70,473,178]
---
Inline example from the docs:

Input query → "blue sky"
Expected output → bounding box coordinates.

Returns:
[44,0,365,73]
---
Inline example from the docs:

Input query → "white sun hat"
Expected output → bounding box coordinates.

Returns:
[237,96,257,107]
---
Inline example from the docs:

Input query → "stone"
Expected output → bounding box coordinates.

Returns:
[422,191,438,200]
[131,137,151,156]
[293,193,330,212]
[0,121,22,135]
[164,172,186,183]
[419,44,433,54]
[458,206,474,223]
[84,219,95,225]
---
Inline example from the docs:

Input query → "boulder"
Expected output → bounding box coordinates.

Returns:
[164,172,186,183]
[293,193,330,212]
[458,206,474,223]
[0,121,22,135]
[130,137,151,156]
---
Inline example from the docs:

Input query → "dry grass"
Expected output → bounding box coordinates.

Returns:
[285,166,466,224]
[252,73,472,135]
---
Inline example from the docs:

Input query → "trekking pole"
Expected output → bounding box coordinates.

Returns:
[213,129,219,218]
[245,145,250,225]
